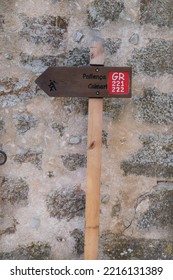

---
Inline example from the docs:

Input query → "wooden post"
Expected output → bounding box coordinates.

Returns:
[84,39,104,260]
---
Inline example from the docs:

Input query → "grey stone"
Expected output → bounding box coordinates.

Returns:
[20,53,66,73]
[121,134,173,178]
[15,114,38,134]
[0,177,29,206]
[51,122,65,136]
[31,217,40,230]
[20,15,68,48]
[0,90,42,107]
[128,39,173,76]
[103,99,125,119]
[140,0,173,28]
[71,228,84,255]
[137,182,173,229]
[68,136,81,145]
[134,88,173,124]
[87,0,125,28]
[0,77,30,95]
[46,185,85,221]
[111,200,121,217]
[101,231,173,259]
[105,38,122,55]
[101,194,110,204]
[67,48,90,66]
[0,15,4,32]
[102,130,108,148]
[14,148,43,170]
[75,31,84,43]
[62,97,88,115]
[61,153,87,171]
[4,53,13,60]
[0,119,5,133]
[129,33,139,45]
[0,242,51,260]
[0,218,18,236]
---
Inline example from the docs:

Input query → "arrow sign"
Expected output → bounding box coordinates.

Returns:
[35,66,132,98]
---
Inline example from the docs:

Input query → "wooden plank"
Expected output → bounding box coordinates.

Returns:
[35,66,132,98]
[84,39,104,260]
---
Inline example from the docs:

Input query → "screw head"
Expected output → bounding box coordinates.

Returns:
[96,91,100,95]
[95,68,99,72]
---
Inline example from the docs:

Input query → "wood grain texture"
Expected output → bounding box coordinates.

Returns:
[84,39,104,260]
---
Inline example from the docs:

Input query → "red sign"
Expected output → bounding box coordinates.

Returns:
[108,71,130,95]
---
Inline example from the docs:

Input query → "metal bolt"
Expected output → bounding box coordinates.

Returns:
[95,68,99,72]
[96,91,100,95]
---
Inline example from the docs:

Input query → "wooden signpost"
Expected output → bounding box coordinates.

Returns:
[35,40,132,260]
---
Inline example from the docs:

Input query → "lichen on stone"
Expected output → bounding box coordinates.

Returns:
[140,0,173,28]
[14,148,43,170]
[46,185,85,220]
[67,48,90,66]
[0,119,5,133]
[61,153,87,171]
[128,39,173,76]
[20,53,66,72]
[105,38,122,55]
[20,15,68,48]
[61,97,88,115]
[87,0,125,28]
[0,242,51,260]
[0,176,29,205]
[134,88,173,124]
[137,182,173,229]
[121,134,173,178]
[101,231,173,259]
[71,228,84,255]
[103,99,125,119]
[15,114,38,134]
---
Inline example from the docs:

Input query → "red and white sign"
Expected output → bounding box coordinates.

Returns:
[108,71,130,95]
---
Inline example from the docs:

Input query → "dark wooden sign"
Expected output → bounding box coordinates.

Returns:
[35,66,132,98]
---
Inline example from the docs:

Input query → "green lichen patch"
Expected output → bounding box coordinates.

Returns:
[61,153,87,171]
[87,0,124,28]
[121,135,173,178]
[140,0,173,28]
[134,88,173,124]
[46,185,85,220]
[137,182,173,229]
[0,177,29,206]
[102,232,173,259]
[20,15,68,48]
[0,242,51,260]
[128,39,173,76]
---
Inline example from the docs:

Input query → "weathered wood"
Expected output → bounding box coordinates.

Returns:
[35,66,132,98]
[84,39,104,260]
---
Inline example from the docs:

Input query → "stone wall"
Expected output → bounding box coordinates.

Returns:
[0,0,173,260]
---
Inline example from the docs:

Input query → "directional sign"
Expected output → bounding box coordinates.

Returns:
[35,66,132,98]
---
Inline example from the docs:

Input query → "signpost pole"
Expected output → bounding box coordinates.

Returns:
[84,39,104,260]
[35,41,132,260]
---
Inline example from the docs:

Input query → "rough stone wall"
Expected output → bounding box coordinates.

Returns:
[0,0,173,260]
